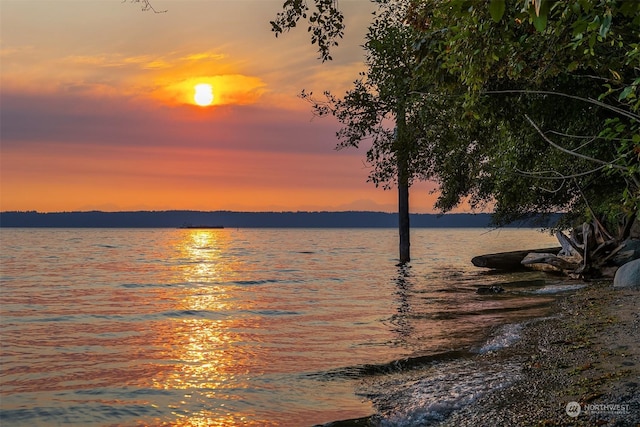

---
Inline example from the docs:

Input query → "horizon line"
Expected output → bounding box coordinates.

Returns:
[1,209,490,215]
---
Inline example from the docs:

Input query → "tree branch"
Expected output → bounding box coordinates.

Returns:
[127,0,166,13]
[485,90,640,123]
[514,164,610,180]
[524,114,631,172]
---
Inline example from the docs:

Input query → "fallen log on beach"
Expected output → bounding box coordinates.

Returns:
[521,252,581,273]
[472,217,639,279]
[471,247,562,271]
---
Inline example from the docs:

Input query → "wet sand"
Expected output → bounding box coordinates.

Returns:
[440,280,640,426]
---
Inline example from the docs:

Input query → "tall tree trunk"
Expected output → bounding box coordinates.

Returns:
[398,174,410,264]
[396,102,410,264]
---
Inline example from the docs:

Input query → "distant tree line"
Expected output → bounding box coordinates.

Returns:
[0,210,559,228]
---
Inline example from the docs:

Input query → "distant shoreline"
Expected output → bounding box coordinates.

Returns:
[0,210,559,229]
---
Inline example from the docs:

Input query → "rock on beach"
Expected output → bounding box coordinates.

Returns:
[613,259,640,288]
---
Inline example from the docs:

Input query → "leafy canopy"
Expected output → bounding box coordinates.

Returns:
[273,0,639,231]
[408,0,639,229]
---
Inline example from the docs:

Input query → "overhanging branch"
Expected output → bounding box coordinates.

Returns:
[485,90,640,123]
[524,114,631,173]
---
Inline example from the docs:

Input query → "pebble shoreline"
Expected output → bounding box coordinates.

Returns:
[439,281,640,427]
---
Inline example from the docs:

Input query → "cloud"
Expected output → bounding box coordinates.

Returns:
[0,89,342,155]
[181,52,226,62]
[0,0,452,213]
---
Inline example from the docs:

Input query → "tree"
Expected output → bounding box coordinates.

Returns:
[274,0,639,275]
[300,1,456,263]
[274,1,638,221]
[406,0,640,276]
[408,0,639,234]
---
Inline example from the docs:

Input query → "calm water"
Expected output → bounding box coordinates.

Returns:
[0,228,565,426]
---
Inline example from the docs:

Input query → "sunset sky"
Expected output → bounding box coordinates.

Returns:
[1,0,444,213]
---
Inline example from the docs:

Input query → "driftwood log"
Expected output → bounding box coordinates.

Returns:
[472,216,640,279]
[471,247,562,271]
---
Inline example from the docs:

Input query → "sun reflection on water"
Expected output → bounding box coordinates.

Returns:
[148,229,269,426]
[148,410,279,427]
[180,230,225,283]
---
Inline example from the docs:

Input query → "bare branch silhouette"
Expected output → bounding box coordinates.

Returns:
[126,0,166,13]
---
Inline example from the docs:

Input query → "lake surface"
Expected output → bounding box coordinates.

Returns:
[1,228,566,426]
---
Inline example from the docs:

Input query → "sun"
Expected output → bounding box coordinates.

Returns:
[194,83,214,106]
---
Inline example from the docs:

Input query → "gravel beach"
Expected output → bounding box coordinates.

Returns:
[439,280,640,427]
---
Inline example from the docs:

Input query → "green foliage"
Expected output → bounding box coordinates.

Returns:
[274,0,640,233]
[271,0,344,61]
[489,0,506,23]
[300,1,450,191]
[409,0,640,230]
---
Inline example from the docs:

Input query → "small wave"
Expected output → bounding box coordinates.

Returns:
[533,284,586,294]
[399,302,552,322]
[307,350,473,381]
[499,279,546,288]
[22,313,140,323]
[0,403,162,425]
[247,309,301,316]
[233,279,281,286]
[477,323,523,354]
[362,359,521,426]
[74,387,174,397]
[120,282,178,288]
[161,309,226,319]
[26,315,76,323]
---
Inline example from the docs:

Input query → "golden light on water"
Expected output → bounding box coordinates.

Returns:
[181,230,224,283]
[147,229,271,426]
